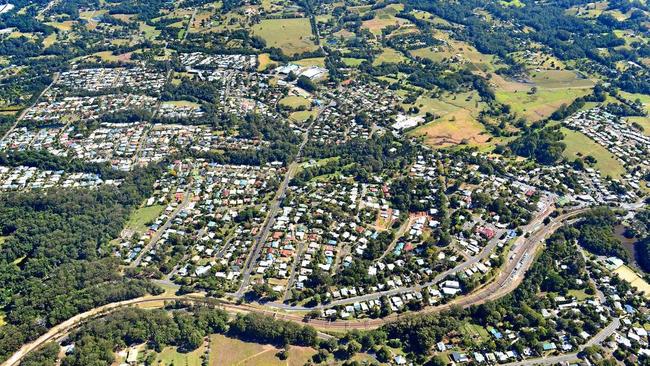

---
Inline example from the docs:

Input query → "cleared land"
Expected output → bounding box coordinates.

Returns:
[125,204,165,234]
[252,18,318,56]
[153,343,207,366]
[373,47,407,65]
[614,265,650,299]
[496,88,591,122]
[561,128,625,178]
[208,334,316,366]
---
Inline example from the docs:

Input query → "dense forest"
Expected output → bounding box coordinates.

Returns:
[0,160,164,363]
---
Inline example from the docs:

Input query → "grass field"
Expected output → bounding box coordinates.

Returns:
[361,4,409,35]
[614,265,650,299]
[294,57,325,68]
[289,110,318,123]
[154,343,206,366]
[163,100,201,108]
[529,70,594,89]
[628,116,650,137]
[561,128,625,178]
[257,53,273,71]
[461,323,490,341]
[567,289,591,300]
[408,110,491,148]
[279,96,311,110]
[126,204,165,234]
[208,334,315,366]
[496,88,591,122]
[342,57,365,67]
[252,18,317,56]
[373,47,407,65]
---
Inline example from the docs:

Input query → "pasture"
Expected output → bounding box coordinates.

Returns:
[252,18,317,56]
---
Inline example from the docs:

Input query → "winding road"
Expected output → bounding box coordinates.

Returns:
[3,206,594,366]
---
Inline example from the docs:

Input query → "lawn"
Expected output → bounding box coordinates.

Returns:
[373,47,407,65]
[567,289,591,300]
[279,96,311,110]
[461,323,490,341]
[126,204,165,234]
[561,128,625,178]
[252,18,317,56]
[154,343,206,366]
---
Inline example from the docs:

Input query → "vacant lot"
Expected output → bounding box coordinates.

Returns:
[408,110,491,148]
[154,343,206,366]
[614,265,650,299]
[126,204,165,234]
[561,128,625,178]
[252,18,317,55]
[208,334,317,366]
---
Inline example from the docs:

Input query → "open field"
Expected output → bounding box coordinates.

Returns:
[252,18,317,56]
[163,100,201,108]
[279,96,311,110]
[561,128,625,178]
[462,323,490,341]
[154,343,207,366]
[342,57,365,67]
[294,57,325,68]
[373,47,407,65]
[361,4,410,35]
[289,110,318,123]
[496,88,591,122]
[208,334,316,366]
[627,117,650,137]
[257,53,273,71]
[614,265,650,299]
[125,204,165,234]
[529,70,594,89]
[408,110,491,148]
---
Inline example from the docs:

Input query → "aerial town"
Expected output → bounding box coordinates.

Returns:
[0,0,648,365]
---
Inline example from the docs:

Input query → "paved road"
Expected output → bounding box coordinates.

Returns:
[234,104,329,297]
[130,186,192,267]
[0,73,59,143]
[1,208,599,366]
[503,318,619,366]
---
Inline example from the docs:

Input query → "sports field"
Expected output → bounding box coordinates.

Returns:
[561,128,625,178]
[252,18,317,55]
[279,96,311,110]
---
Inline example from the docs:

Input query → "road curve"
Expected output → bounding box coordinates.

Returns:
[3,208,592,366]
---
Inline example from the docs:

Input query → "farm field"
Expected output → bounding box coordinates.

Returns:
[361,4,410,35]
[252,18,317,56]
[561,128,625,178]
[125,204,166,234]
